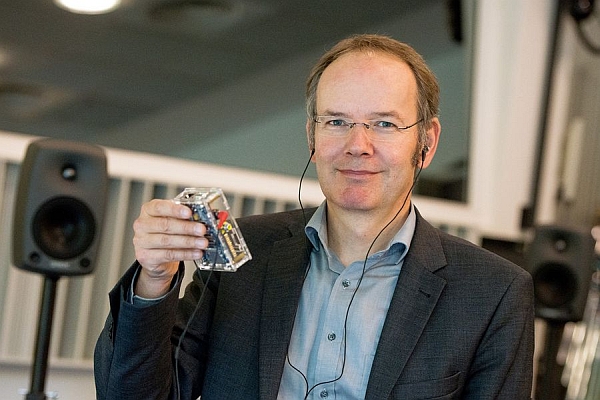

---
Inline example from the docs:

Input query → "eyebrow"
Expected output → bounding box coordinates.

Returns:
[317,110,349,117]
[318,110,406,121]
[371,111,401,119]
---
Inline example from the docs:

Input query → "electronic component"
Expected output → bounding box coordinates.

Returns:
[173,188,251,272]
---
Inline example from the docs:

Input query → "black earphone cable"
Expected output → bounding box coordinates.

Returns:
[298,148,316,267]
[174,260,214,400]
[291,148,425,399]
[174,146,426,399]
[285,148,316,396]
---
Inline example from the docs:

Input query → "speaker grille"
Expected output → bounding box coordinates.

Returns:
[532,262,577,308]
[32,196,96,260]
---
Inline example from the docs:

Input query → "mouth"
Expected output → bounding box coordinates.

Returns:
[338,169,378,178]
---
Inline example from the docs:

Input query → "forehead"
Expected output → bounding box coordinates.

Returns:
[316,50,418,116]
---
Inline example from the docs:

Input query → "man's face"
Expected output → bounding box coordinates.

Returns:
[310,51,427,215]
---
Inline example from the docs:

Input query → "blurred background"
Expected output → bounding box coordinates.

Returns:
[1,0,600,399]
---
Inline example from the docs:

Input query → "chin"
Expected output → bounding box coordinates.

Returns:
[334,193,379,211]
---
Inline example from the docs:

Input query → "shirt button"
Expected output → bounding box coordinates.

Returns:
[342,279,351,288]
[320,389,329,398]
[327,332,336,341]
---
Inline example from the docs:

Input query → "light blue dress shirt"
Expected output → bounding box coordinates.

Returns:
[277,202,416,399]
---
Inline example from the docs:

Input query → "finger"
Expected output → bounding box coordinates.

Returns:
[142,199,192,219]
[134,232,208,251]
[134,213,206,237]
[155,216,206,236]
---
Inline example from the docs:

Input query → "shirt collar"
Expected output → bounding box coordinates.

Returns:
[305,201,416,263]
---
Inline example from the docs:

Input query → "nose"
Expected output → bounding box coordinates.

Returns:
[345,122,374,155]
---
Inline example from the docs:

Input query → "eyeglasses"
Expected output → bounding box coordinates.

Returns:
[313,115,422,141]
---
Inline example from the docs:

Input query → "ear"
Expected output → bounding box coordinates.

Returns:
[421,117,441,169]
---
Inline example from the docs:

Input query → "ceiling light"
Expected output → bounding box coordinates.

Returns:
[54,0,122,15]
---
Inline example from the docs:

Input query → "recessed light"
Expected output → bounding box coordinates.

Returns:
[54,0,122,15]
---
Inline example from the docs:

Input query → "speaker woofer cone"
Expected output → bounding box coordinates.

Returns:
[32,196,96,260]
[532,262,578,308]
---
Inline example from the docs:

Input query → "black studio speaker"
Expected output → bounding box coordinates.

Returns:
[12,138,108,277]
[526,225,596,323]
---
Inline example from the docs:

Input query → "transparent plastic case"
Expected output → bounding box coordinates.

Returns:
[173,188,252,272]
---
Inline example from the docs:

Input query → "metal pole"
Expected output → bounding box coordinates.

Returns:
[25,275,59,400]
[536,321,568,400]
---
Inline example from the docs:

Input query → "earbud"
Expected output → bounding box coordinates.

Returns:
[421,145,430,162]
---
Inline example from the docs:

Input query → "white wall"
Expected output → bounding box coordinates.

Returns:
[467,0,556,239]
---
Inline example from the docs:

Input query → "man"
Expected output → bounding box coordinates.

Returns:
[94,34,534,399]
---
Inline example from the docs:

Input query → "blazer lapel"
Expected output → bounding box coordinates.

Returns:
[259,223,311,399]
[365,211,448,399]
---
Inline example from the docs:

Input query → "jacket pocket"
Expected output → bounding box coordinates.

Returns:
[390,371,461,399]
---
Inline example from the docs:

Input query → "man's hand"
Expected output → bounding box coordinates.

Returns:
[132,199,208,298]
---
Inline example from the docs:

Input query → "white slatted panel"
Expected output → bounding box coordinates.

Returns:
[0,130,477,369]
[0,160,44,363]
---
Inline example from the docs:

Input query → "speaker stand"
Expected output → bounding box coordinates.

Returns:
[25,275,59,400]
[535,321,568,400]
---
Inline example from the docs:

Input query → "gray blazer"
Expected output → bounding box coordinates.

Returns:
[94,208,534,399]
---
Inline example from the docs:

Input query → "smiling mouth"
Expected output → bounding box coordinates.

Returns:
[338,169,377,177]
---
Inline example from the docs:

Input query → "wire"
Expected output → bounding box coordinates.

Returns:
[285,149,317,396]
[291,152,425,399]
[173,151,425,398]
[174,261,214,400]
